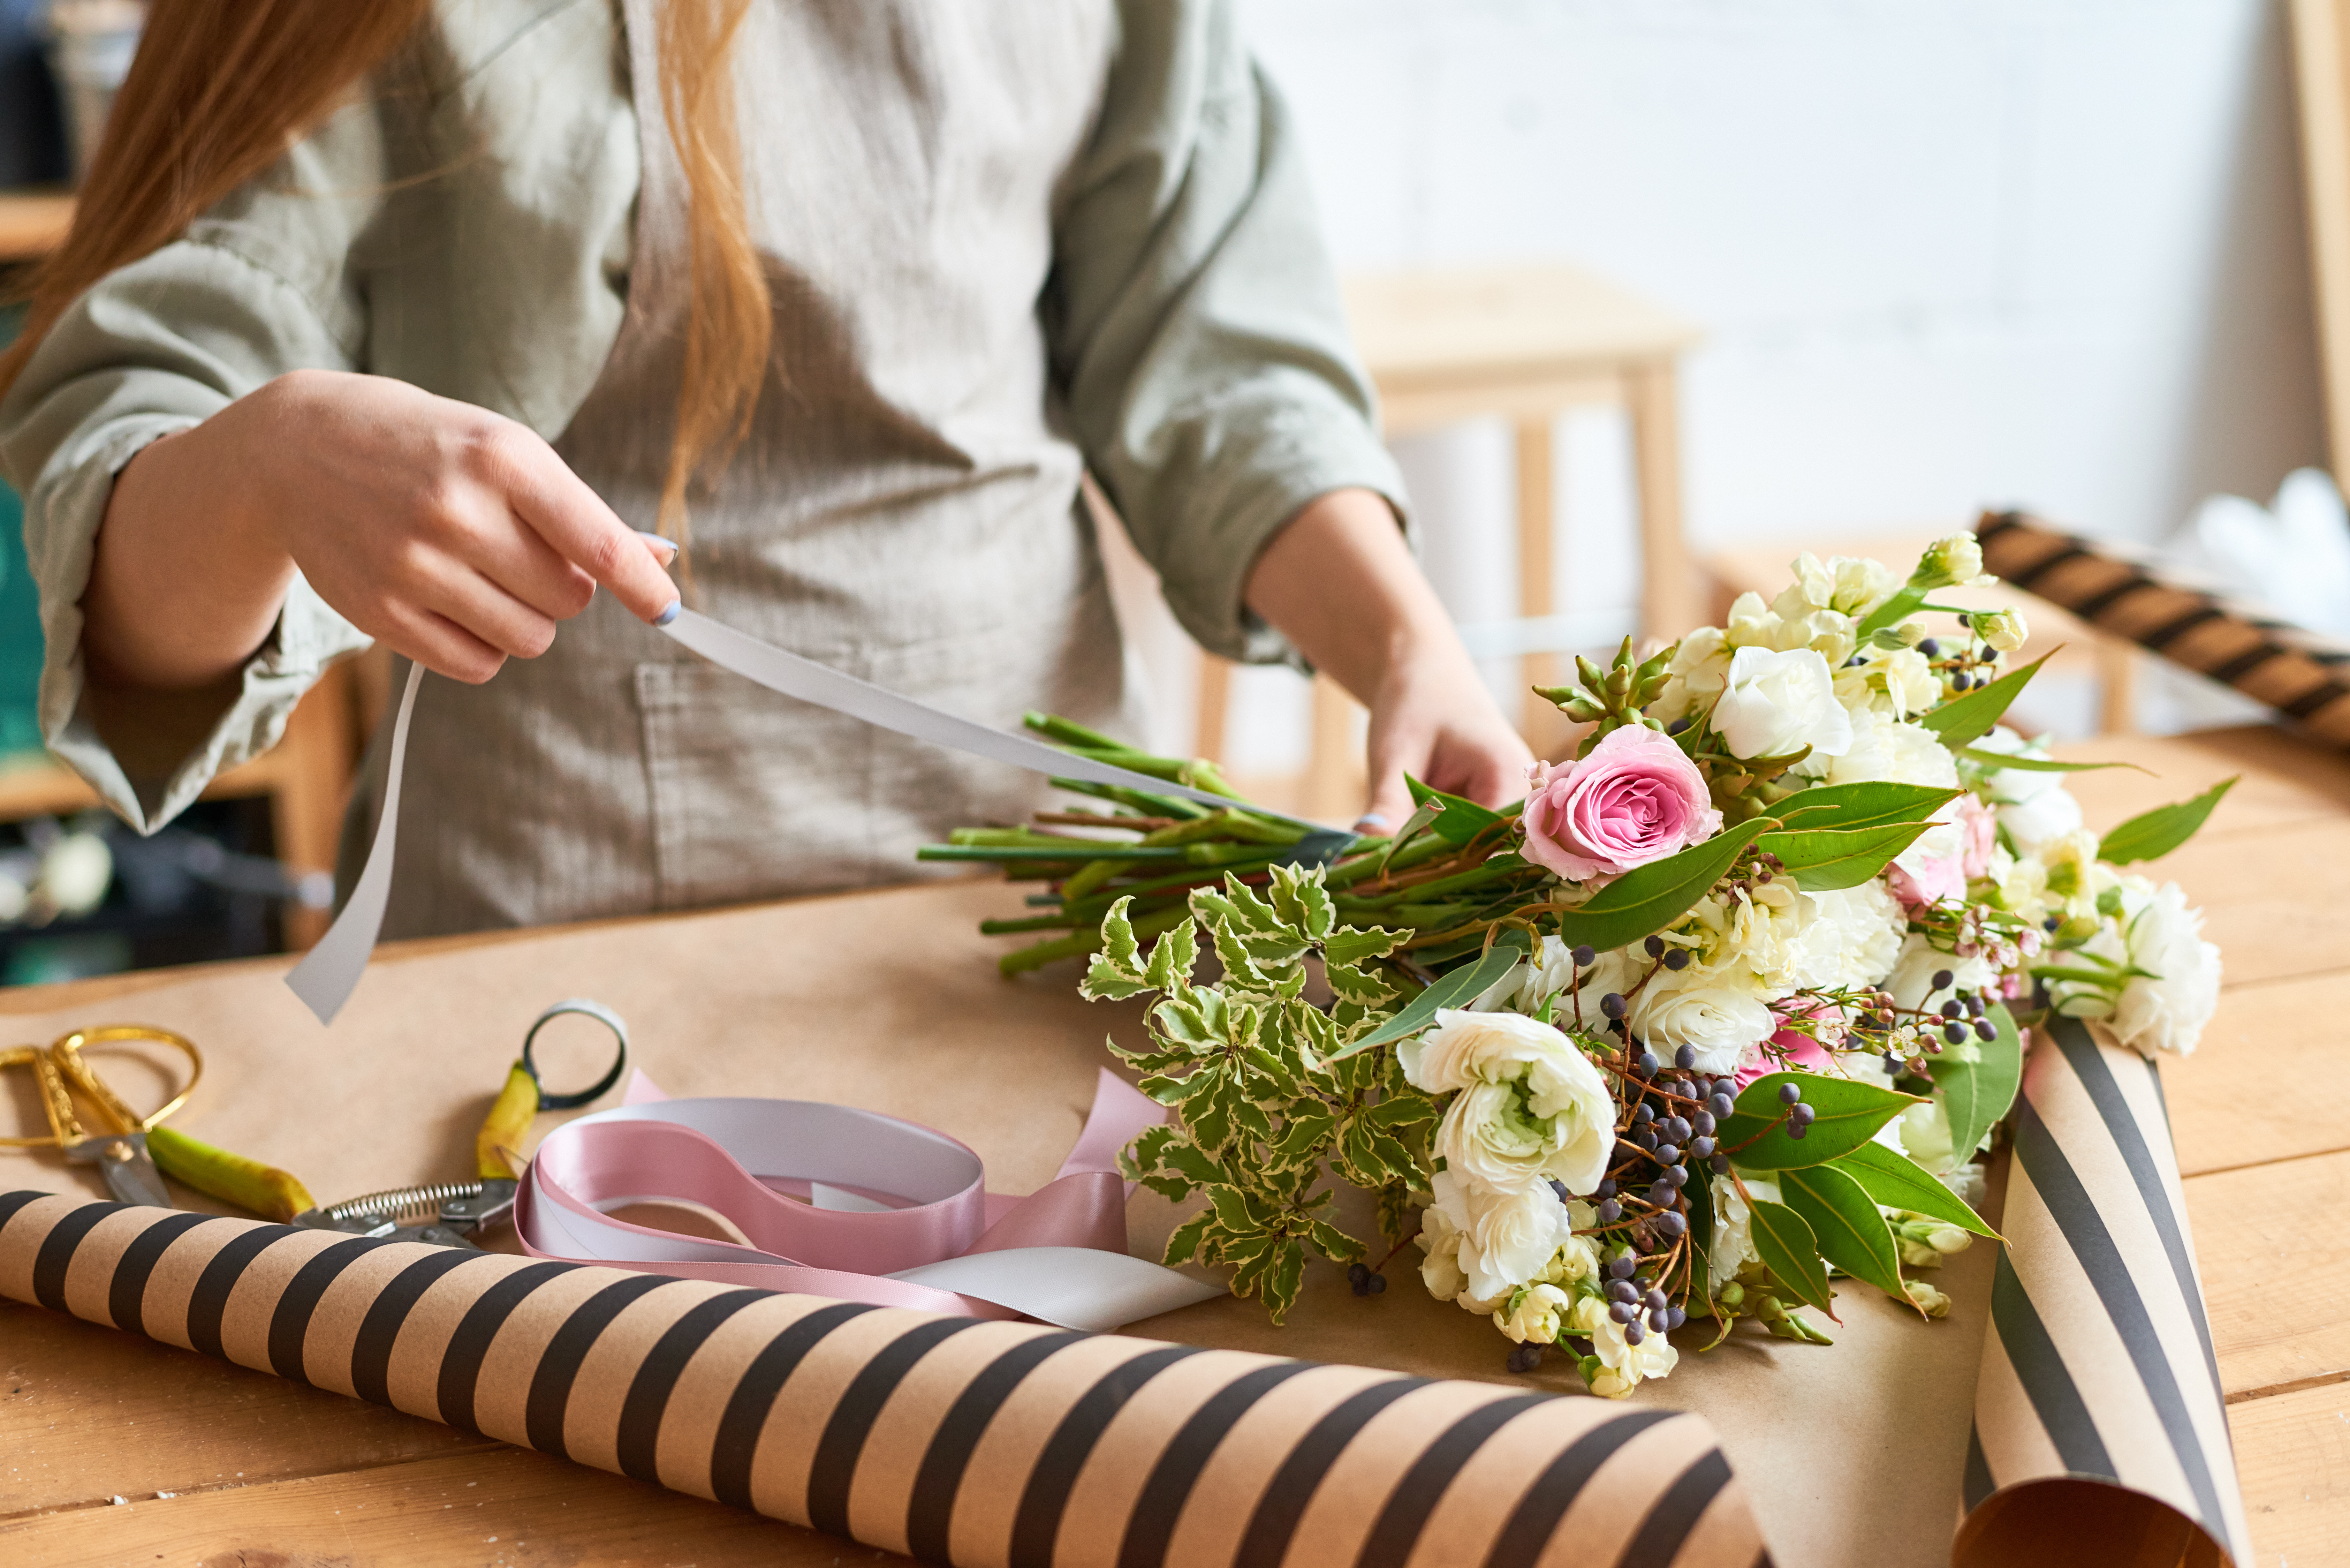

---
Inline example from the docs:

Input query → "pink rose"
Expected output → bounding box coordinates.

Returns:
[1521,725,1722,885]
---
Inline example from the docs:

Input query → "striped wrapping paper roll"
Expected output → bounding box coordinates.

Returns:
[1975,508,2350,746]
[0,1190,1765,1568]
[1958,1019,2250,1568]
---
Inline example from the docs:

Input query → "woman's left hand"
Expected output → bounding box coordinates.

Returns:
[1244,488,1535,832]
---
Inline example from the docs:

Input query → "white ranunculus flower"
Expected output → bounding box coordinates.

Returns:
[1570,1294,1682,1397]
[1495,1282,1573,1344]
[1884,932,2000,1013]
[1824,707,1960,792]
[1712,646,1854,761]
[1417,1176,1470,1302]
[1630,974,1777,1075]
[1706,1172,1783,1293]
[1407,1011,1615,1194]
[1453,1176,1577,1303]
[2109,881,2223,1056]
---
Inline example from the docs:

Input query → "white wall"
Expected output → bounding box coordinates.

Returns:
[1122,1,2330,768]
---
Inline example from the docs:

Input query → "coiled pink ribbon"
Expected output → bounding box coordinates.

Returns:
[513,1068,1221,1331]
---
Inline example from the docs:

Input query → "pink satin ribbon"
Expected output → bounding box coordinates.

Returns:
[513,1069,1221,1331]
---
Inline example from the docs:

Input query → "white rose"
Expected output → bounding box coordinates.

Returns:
[1512,935,1640,1016]
[1825,708,1959,792]
[1630,974,1777,1075]
[1899,1096,1959,1174]
[1884,932,1999,1013]
[1970,726,2086,854]
[1570,1295,1681,1397]
[1495,1282,1573,1344]
[1451,1175,1576,1303]
[1408,1011,1615,1194]
[2110,881,2222,1056]
[1712,646,1854,761]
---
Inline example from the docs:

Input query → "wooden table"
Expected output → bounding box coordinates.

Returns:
[0,723,2336,1565]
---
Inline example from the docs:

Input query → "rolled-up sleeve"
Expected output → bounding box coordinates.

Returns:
[1045,0,1406,665]
[0,114,382,832]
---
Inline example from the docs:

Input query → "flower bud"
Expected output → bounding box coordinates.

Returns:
[1974,607,2027,652]
[1928,1224,1972,1255]
[1905,1278,1953,1318]
[1912,535,1990,591]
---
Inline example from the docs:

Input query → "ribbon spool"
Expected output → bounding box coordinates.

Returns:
[514,1068,1221,1333]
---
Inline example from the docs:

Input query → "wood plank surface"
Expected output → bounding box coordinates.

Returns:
[0,728,2333,1566]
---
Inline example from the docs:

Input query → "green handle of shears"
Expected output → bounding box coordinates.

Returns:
[476,1061,541,1180]
[144,1124,316,1223]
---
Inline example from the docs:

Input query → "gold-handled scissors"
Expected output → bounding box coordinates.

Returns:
[2,1026,205,1210]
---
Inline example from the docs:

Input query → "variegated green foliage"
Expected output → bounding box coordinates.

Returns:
[1083,865,1432,1323]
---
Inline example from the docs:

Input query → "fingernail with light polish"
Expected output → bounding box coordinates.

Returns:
[654,599,681,627]
[634,529,679,559]
[1354,812,1390,832]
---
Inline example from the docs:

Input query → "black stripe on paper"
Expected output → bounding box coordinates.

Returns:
[903,1329,1088,1565]
[31,1197,120,1310]
[2005,543,2093,594]
[1006,1344,1202,1568]
[805,1316,987,1538]
[1482,1409,1676,1568]
[707,1300,877,1512]
[1962,1424,1994,1512]
[185,1225,293,1360]
[265,1235,385,1377]
[1232,1377,1429,1568]
[1990,1246,2111,1477]
[1618,1446,1733,1568]
[2140,605,2226,652]
[521,1272,674,1458]
[106,1210,212,1336]
[1359,1393,1551,1568]
[2207,642,2288,686]
[435,1261,574,1432]
[2048,1019,2226,1409]
[614,1287,772,1485]
[1116,1360,1317,1568]
[350,1247,482,1407]
[2069,573,2156,623]
[2014,1101,2227,1537]
[2284,679,2350,720]
[0,1189,47,1235]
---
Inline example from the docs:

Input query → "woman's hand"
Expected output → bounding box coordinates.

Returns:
[1244,488,1535,831]
[85,369,679,692]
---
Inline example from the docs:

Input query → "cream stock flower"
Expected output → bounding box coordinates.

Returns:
[1884,932,1999,1013]
[1971,726,2086,855]
[1707,1172,1783,1293]
[1417,1181,1469,1302]
[1788,881,1907,993]
[1713,646,1854,761]
[1406,1011,1615,1194]
[1512,935,1641,1016]
[1835,645,1940,720]
[1496,1282,1574,1344]
[1974,607,2028,652]
[1915,535,1994,589]
[1571,1294,1681,1397]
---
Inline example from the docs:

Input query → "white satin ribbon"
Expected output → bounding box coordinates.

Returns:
[287,608,1335,1024]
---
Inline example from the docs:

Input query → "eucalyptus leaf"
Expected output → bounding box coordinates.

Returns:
[1929,999,2022,1164]
[1719,1072,1922,1168]
[1955,748,2152,776]
[1552,817,1780,955]
[1766,781,1961,834]
[1330,931,1530,1059]
[1834,1141,1999,1238]
[2097,777,2237,865]
[1917,653,2053,746]
[1781,1162,1907,1305]
[1405,775,1506,847]
[1760,819,1940,892]
[1746,1198,1836,1315]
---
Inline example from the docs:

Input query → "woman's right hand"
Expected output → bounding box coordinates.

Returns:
[86,368,680,692]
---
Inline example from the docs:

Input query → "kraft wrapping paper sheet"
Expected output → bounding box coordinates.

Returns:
[1976,507,2350,749]
[0,1190,1763,1568]
[0,897,2250,1565]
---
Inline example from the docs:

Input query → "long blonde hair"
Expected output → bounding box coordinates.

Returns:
[0,0,770,543]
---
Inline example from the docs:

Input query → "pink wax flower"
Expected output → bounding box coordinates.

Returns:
[1520,725,1722,885]
[1958,795,1997,880]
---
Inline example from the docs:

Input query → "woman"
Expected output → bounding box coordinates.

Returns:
[0,0,1530,938]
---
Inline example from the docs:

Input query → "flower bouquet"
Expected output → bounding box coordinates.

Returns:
[921,537,2231,1400]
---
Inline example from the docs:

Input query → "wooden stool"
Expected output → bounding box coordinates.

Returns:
[1195,264,1700,815]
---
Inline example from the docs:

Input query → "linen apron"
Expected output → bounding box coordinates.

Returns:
[351,0,1133,938]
